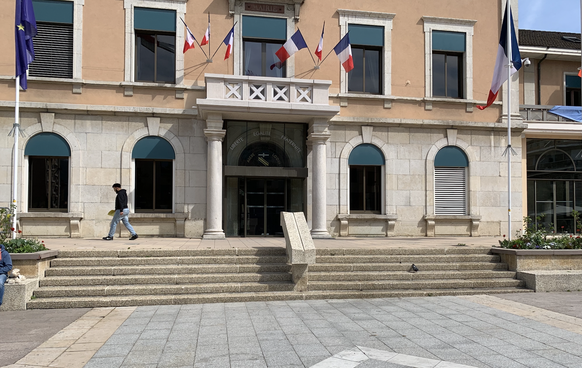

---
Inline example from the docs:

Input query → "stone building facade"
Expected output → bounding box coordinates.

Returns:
[0,0,523,239]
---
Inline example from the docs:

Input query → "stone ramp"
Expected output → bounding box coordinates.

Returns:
[26,247,530,309]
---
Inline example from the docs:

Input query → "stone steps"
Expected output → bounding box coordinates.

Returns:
[309,270,517,281]
[26,287,530,309]
[40,272,292,286]
[45,264,291,276]
[26,247,531,309]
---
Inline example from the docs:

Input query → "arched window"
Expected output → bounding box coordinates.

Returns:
[132,137,175,212]
[349,144,384,213]
[434,146,468,215]
[25,133,71,211]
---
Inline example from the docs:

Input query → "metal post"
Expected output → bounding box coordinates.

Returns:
[12,76,20,239]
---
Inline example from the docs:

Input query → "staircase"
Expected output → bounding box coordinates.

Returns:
[26,247,530,309]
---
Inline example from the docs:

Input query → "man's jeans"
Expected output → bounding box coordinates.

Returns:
[108,208,137,237]
[0,273,7,306]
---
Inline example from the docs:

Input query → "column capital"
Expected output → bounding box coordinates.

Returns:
[206,113,224,130]
[308,132,331,144]
[204,129,226,142]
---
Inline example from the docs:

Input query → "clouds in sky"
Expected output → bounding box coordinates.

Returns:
[519,0,581,33]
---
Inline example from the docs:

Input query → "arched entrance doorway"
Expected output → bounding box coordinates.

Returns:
[224,121,307,237]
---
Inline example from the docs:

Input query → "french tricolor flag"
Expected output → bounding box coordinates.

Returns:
[315,22,324,61]
[223,26,234,60]
[275,30,307,63]
[334,33,354,72]
[478,7,522,110]
[183,26,196,53]
[201,23,210,46]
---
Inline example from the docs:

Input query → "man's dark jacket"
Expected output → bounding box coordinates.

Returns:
[115,189,129,210]
[0,244,12,275]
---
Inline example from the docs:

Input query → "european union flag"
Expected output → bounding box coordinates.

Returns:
[15,0,37,90]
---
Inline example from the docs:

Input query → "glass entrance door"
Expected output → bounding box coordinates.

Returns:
[531,180,581,233]
[225,177,304,237]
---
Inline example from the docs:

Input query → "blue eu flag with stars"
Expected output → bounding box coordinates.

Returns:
[15,0,37,90]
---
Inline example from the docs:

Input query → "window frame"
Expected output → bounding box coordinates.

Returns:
[349,165,382,214]
[433,146,469,216]
[422,16,476,100]
[134,159,173,213]
[242,37,287,78]
[29,0,83,81]
[349,45,383,94]
[27,156,70,212]
[123,0,186,84]
[338,9,394,96]
[432,50,464,98]
[564,73,581,107]
[233,11,296,77]
[134,28,177,83]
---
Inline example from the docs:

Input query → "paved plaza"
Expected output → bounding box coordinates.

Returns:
[2,237,582,367]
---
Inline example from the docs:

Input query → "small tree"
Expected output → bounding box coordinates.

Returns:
[0,205,16,244]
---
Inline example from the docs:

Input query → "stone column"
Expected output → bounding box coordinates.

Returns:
[203,114,226,239]
[309,119,331,238]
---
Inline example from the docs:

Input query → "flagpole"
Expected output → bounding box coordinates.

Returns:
[12,77,20,239]
[180,18,209,59]
[506,0,512,241]
[296,28,317,67]
[207,13,211,61]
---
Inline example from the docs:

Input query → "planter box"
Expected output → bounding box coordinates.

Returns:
[10,250,59,279]
[490,248,582,271]
[491,248,582,292]
[0,278,38,311]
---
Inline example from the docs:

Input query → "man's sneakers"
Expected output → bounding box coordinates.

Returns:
[102,236,113,241]
[129,234,139,240]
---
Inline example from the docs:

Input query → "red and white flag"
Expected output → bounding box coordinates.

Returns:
[201,15,210,46]
[275,30,307,63]
[333,33,354,72]
[223,26,234,60]
[478,7,522,110]
[315,22,325,61]
[183,25,196,53]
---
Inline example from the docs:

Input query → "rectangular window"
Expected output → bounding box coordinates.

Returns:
[135,159,172,212]
[242,16,286,77]
[30,0,74,79]
[28,157,69,211]
[348,24,383,94]
[134,7,176,83]
[566,75,581,106]
[350,166,381,213]
[432,31,465,98]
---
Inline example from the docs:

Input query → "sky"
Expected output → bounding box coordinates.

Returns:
[519,0,581,33]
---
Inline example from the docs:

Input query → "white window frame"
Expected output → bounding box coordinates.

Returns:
[337,9,395,96]
[123,0,186,84]
[422,16,476,100]
[232,5,297,77]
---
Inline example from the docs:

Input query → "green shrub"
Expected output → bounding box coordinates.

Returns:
[4,238,49,253]
[498,214,582,250]
[0,205,16,244]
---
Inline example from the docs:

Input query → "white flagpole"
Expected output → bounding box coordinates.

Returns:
[506,0,512,241]
[12,76,20,239]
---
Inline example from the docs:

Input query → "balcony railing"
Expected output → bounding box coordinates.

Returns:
[204,74,332,106]
[520,105,576,122]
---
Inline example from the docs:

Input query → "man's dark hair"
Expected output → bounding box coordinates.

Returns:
[112,183,122,188]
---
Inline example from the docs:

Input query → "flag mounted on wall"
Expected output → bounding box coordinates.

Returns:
[223,26,234,60]
[477,6,522,110]
[183,25,196,53]
[275,30,307,63]
[315,22,325,61]
[334,33,354,72]
[201,14,210,46]
[15,0,37,90]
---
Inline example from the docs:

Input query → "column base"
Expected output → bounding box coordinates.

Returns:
[202,230,226,239]
[310,229,332,239]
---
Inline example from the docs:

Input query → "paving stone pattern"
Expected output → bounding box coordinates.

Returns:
[84,296,582,368]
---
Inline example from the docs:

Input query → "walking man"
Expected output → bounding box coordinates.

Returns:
[103,183,138,240]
